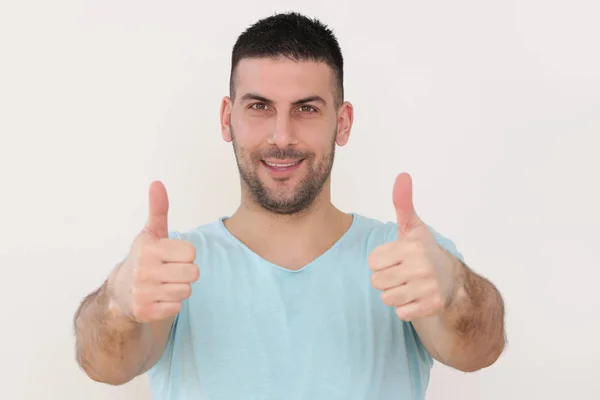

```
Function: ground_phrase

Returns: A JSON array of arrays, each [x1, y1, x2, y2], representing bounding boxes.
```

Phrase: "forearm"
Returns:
[[414, 258, 506, 372], [73, 280, 152, 385]]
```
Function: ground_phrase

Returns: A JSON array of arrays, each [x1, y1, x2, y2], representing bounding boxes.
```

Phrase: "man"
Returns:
[[73, 12, 505, 400]]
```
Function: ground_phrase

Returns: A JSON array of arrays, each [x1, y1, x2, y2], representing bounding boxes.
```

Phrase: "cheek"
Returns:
[[238, 110, 273, 130], [233, 118, 272, 146], [311, 130, 337, 153]]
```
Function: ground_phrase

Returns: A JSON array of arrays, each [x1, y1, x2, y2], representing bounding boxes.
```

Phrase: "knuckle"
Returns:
[[162, 302, 182, 317], [367, 254, 375, 268], [178, 242, 195, 260], [190, 264, 200, 281], [367, 251, 379, 267], [395, 306, 411, 321], [183, 283, 192, 298], [370, 272, 380, 288], [381, 291, 395, 306], [171, 283, 191, 300], [368, 259, 381, 271], [172, 302, 183, 314], [368, 245, 388, 268]]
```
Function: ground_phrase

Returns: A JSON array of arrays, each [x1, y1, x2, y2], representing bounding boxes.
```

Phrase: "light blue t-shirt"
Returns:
[[147, 213, 463, 400]]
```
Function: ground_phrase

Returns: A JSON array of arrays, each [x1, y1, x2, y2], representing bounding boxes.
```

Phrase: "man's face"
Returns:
[[221, 57, 353, 215]]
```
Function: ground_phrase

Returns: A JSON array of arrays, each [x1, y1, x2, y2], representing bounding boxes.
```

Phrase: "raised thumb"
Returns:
[[393, 173, 420, 239], [144, 180, 169, 239]]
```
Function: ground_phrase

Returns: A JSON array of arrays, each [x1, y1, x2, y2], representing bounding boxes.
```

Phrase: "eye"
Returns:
[[249, 102, 270, 111], [297, 105, 317, 113]]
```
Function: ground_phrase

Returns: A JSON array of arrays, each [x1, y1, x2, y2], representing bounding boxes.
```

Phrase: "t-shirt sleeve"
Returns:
[[168, 230, 181, 241], [384, 222, 465, 263], [425, 224, 465, 263]]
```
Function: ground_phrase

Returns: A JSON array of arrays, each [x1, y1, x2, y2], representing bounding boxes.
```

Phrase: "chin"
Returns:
[[261, 201, 310, 215], [253, 189, 310, 214], [260, 176, 301, 192], [264, 190, 300, 205]]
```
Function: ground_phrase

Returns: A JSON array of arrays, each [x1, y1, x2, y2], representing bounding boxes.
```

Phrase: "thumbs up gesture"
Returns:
[[107, 181, 199, 323], [369, 173, 458, 321]]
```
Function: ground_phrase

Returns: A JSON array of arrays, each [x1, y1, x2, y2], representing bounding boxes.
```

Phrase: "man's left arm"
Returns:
[[369, 173, 506, 373], [411, 250, 506, 372]]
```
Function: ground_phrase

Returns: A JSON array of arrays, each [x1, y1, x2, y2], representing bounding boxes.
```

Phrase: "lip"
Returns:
[[260, 159, 304, 175], [262, 159, 303, 165]]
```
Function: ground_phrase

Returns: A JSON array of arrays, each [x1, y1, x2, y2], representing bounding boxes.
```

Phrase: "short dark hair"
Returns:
[[229, 12, 344, 106]]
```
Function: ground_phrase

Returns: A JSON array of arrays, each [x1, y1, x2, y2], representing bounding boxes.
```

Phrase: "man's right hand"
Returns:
[[107, 181, 199, 324]]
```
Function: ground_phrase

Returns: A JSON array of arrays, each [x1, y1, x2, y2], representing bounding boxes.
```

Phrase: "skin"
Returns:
[[219, 57, 355, 270]]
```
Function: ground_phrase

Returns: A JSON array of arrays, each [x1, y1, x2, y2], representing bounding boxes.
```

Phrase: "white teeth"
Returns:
[[265, 161, 300, 168]]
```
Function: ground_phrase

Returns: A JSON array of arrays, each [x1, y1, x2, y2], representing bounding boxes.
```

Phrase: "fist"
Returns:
[[108, 181, 199, 323], [369, 173, 457, 321]]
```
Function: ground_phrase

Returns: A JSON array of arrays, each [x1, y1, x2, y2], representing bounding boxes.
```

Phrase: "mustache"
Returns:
[[256, 148, 311, 160]]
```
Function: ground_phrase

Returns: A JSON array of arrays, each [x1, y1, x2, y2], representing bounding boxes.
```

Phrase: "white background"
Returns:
[[1, 0, 599, 399]]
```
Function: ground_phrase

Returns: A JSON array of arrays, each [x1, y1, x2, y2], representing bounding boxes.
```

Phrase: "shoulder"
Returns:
[[166, 217, 240, 256], [169, 217, 244, 264], [350, 214, 464, 262]]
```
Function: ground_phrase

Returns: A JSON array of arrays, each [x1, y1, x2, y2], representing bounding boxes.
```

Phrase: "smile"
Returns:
[[261, 159, 304, 173], [263, 160, 302, 168]]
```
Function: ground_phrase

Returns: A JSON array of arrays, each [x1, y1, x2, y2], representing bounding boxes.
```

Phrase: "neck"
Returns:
[[223, 185, 353, 270], [229, 184, 343, 236]]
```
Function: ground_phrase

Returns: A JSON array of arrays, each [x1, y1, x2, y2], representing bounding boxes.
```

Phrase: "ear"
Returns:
[[335, 101, 354, 146], [220, 96, 233, 142]]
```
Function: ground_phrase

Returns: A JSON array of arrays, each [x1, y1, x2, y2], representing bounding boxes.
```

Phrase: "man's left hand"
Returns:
[[368, 173, 460, 321]]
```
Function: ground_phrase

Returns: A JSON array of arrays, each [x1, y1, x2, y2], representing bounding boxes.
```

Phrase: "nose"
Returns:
[[268, 113, 298, 147]]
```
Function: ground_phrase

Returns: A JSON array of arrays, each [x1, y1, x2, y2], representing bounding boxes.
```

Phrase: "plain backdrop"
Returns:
[[1, 0, 599, 399]]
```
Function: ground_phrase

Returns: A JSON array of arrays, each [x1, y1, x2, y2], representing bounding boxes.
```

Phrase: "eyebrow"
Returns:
[[240, 93, 327, 106]]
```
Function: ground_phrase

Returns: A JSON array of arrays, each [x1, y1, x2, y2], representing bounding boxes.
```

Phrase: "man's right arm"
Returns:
[[73, 181, 198, 385], [73, 269, 176, 385]]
